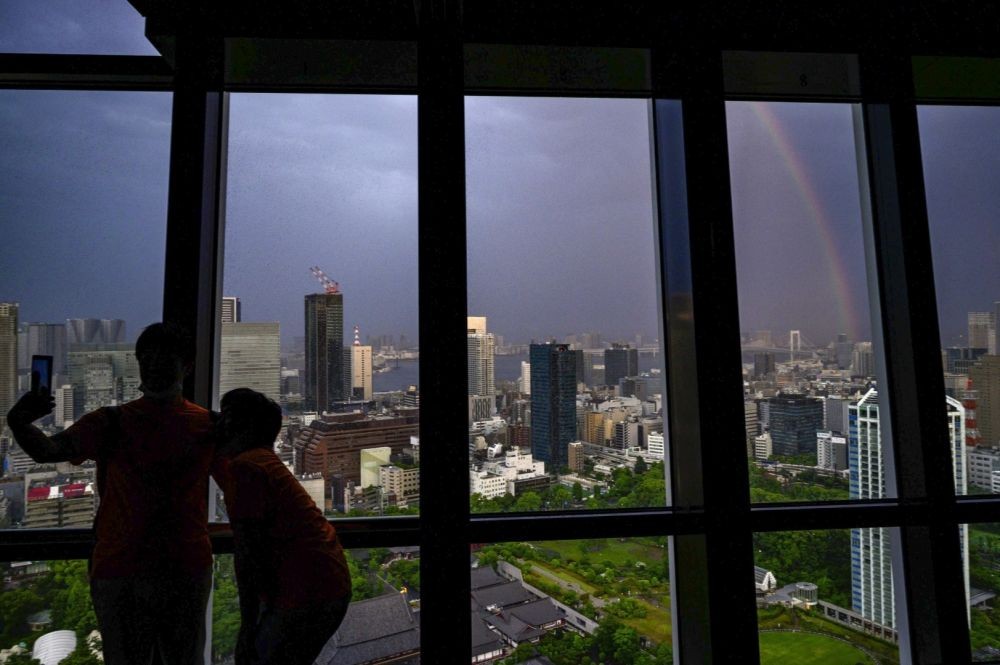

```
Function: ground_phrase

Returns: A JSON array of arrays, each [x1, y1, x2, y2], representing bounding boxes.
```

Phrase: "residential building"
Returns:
[[567, 441, 584, 472], [849, 389, 968, 629], [350, 331, 373, 401], [967, 446, 1000, 491], [467, 316, 496, 414], [753, 432, 772, 461], [816, 430, 848, 471]]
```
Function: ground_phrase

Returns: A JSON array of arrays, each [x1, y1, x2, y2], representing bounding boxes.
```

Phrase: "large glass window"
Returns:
[[0, 90, 172, 527], [465, 96, 668, 514], [219, 93, 418, 520], [727, 101, 884, 504], [0, 1, 158, 56], [920, 106, 1000, 498]]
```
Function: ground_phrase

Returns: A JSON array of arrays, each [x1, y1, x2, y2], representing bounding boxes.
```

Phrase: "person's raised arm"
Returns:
[[6, 391, 81, 463]]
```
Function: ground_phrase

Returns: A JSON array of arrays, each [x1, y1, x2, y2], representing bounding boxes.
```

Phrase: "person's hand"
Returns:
[[6, 391, 55, 428]]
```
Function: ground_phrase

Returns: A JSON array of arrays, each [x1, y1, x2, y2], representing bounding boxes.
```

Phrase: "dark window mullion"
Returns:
[[161, 26, 226, 408], [417, 1, 471, 661], [653, 46, 760, 663], [858, 48, 972, 664]]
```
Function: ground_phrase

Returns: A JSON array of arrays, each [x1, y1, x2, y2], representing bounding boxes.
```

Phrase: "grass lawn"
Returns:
[[621, 597, 672, 646], [758, 607, 899, 664], [759, 632, 875, 664], [534, 538, 666, 567], [527, 559, 599, 594]]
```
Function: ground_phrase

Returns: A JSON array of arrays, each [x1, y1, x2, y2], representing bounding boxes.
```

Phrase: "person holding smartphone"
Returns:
[[216, 388, 352, 665], [6, 322, 223, 665]]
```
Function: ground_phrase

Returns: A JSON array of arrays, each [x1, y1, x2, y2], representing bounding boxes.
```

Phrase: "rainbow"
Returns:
[[748, 102, 865, 342]]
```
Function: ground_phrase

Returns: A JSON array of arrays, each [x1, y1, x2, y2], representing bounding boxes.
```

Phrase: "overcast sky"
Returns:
[[1, 2, 997, 349]]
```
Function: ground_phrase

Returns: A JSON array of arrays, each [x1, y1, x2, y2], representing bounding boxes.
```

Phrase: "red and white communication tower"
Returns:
[[309, 265, 340, 294], [964, 378, 982, 448]]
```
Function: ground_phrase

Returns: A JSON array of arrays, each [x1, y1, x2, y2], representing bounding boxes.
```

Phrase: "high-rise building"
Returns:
[[65, 318, 125, 346], [823, 395, 850, 433], [66, 343, 140, 418], [567, 441, 584, 472], [851, 342, 875, 378], [53, 385, 74, 429], [969, 311, 993, 350], [767, 395, 824, 456], [519, 361, 531, 395], [219, 322, 281, 403], [0, 303, 18, 433], [467, 316, 495, 414], [350, 326, 373, 401], [221, 296, 242, 323], [816, 430, 847, 470], [969, 356, 1000, 447], [753, 352, 775, 379], [744, 400, 759, 440], [530, 343, 577, 469], [304, 292, 345, 411], [604, 344, 638, 387], [849, 389, 968, 629], [17, 323, 67, 378]]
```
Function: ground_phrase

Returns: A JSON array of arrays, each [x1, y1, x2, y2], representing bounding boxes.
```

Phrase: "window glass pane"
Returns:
[[213, 548, 421, 662], [727, 101, 882, 504], [919, 106, 1000, 497], [753, 528, 901, 663], [473, 538, 673, 663], [0, 559, 99, 659], [219, 93, 418, 521], [0, 1, 158, 55], [0, 90, 171, 527], [465, 97, 668, 514], [967, 523, 1000, 660]]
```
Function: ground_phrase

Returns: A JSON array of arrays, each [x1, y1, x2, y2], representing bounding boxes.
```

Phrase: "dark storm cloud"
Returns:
[[727, 102, 873, 346], [0, 1, 156, 55], [465, 97, 659, 343], [0, 90, 172, 339], [918, 106, 1000, 346], [224, 94, 419, 344]]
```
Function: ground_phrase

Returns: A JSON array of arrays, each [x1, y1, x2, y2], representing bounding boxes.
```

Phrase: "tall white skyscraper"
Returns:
[[849, 388, 968, 629], [467, 316, 495, 414], [351, 325, 373, 401], [219, 322, 281, 403], [53, 385, 74, 428], [520, 361, 531, 395]]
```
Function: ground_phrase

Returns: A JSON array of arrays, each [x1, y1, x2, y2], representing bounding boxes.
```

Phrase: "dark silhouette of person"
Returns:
[[6, 322, 223, 664], [216, 388, 351, 665]]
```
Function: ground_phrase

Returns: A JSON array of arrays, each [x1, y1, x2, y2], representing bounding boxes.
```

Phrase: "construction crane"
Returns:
[[309, 265, 340, 294]]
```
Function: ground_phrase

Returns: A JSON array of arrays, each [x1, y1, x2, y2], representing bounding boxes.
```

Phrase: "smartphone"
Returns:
[[31, 355, 53, 396]]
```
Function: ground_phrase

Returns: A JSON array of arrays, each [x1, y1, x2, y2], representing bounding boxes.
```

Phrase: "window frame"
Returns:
[[1, 3, 999, 663]]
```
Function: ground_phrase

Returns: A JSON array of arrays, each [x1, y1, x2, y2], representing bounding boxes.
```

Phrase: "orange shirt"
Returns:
[[68, 397, 220, 579], [222, 447, 351, 608]]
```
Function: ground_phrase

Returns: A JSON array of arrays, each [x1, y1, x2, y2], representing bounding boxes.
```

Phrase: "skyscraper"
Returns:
[[351, 326, 373, 401], [219, 322, 281, 402], [304, 292, 344, 412], [604, 343, 638, 387], [753, 352, 776, 379], [530, 343, 576, 470], [221, 296, 242, 324], [467, 316, 495, 414], [851, 341, 875, 378], [968, 311, 993, 350], [0, 303, 18, 433], [767, 394, 824, 456], [970, 356, 1000, 447], [17, 323, 67, 378], [66, 343, 140, 418], [849, 389, 968, 629], [65, 318, 125, 346]]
